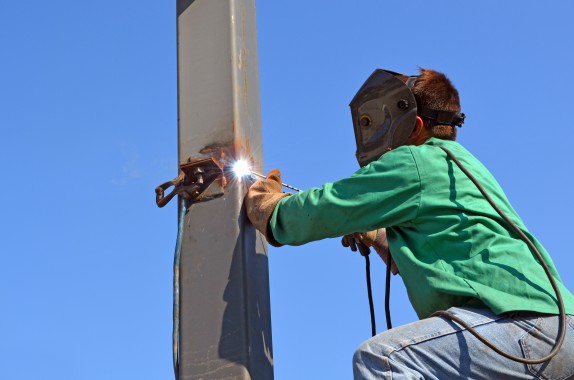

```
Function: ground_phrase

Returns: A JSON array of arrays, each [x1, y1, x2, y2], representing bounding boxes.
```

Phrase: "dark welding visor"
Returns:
[[349, 69, 418, 167]]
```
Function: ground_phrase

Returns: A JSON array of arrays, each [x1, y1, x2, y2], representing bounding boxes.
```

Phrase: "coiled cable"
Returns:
[[378, 146, 566, 364], [430, 146, 566, 364]]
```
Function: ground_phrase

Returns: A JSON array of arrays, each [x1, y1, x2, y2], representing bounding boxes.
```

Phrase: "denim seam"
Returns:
[[383, 355, 393, 380], [521, 316, 546, 380], [521, 316, 574, 380], [387, 314, 506, 356], [376, 313, 571, 380], [512, 314, 541, 338]]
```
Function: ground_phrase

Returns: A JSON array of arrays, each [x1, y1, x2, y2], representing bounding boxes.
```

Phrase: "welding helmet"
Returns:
[[349, 69, 465, 167]]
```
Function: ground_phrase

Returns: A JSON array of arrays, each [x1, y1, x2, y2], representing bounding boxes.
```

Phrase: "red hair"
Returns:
[[401, 68, 461, 140]]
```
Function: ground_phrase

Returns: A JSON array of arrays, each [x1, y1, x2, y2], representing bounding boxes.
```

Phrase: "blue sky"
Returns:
[[2, 1, 573, 379]]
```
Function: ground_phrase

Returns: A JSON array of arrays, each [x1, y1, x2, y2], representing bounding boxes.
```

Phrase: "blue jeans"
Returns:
[[353, 307, 574, 379]]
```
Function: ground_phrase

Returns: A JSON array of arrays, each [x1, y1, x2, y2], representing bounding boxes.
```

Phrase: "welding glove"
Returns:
[[342, 228, 399, 275], [245, 169, 290, 247]]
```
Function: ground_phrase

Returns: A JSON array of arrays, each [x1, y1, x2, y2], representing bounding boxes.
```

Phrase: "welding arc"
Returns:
[[248, 170, 302, 192]]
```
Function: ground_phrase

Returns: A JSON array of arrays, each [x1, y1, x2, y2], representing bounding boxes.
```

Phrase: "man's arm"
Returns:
[[267, 146, 422, 246]]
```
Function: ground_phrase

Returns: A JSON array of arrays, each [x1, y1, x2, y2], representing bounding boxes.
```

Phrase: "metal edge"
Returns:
[[177, 0, 196, 17]]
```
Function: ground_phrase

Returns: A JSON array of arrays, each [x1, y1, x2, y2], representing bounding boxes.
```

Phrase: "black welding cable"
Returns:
[[364, 255, 377, 337], [433, 146, 566, 364], [385, 261, 393, 330]]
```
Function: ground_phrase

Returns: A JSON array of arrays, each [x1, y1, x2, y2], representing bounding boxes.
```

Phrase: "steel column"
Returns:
[[176, 0, 273, 379]]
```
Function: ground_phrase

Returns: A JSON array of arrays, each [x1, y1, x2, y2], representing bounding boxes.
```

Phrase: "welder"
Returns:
[[245, 68, 574, 379]]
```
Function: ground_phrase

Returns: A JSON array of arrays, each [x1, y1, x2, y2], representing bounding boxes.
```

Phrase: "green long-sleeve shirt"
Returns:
[[270, 138, 574, 319]]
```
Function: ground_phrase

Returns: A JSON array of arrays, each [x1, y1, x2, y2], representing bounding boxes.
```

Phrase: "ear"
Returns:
[[410, 116, 425, 138]]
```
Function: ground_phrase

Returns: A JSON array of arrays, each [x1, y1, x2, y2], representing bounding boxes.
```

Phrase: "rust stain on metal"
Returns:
[[198, 144, 234, 190], [233, 134, 259, 173], [155, 131, 262, 206], [199, 142, 257, 191]]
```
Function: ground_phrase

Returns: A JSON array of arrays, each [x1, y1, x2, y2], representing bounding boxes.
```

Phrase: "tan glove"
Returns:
[[245, 169, 290, 247], [342, 228, 399, 275]]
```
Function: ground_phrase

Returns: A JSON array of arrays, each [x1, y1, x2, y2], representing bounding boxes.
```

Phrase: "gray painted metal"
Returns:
[[176, 0, 273, 379], [177, 0, 195, 16]]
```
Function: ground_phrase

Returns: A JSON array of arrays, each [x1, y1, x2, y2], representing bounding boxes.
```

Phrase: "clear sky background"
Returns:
[[1, 1, 573, 379]]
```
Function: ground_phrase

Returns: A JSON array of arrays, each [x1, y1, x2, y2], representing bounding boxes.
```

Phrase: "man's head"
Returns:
[[399, 68, 462, 143], [350, 68, 464, 167]]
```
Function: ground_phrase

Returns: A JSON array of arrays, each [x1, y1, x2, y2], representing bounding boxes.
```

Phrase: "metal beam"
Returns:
[[176, 0, 273, 379]]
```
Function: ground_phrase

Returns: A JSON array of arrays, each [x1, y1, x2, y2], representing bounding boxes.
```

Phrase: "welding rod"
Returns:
[[249, 171, 302, 192]]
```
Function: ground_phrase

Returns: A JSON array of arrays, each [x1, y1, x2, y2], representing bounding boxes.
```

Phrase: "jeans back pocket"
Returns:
[[519, 315, 574, 380]]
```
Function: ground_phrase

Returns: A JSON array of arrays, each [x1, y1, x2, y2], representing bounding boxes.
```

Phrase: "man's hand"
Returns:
[[245, 169, 290, 247], [342, 228, 399, 275]]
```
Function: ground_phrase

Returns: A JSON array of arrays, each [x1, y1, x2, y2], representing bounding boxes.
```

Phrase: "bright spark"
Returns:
[[233, 160, 251, 178]]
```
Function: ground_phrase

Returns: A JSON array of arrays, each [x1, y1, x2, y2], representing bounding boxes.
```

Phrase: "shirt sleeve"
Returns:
[[269, 146, 422, 246]]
